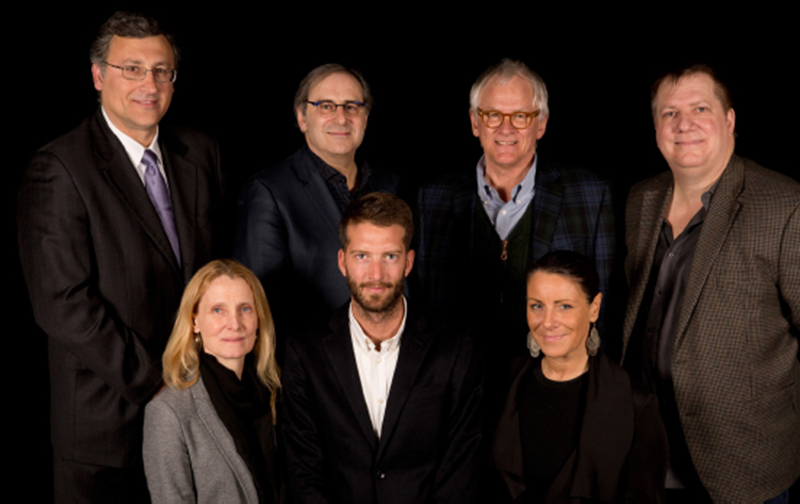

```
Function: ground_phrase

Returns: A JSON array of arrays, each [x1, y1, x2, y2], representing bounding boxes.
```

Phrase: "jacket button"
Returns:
[[376, 471, 386, 480]]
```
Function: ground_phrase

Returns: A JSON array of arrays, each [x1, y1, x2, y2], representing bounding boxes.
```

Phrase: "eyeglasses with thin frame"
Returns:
[[103, 62, 177, 83], [477, 108, 540, 129], [306, 100, 366, 117]]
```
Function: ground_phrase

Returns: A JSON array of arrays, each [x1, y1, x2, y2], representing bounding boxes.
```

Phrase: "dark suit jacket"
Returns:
[[17, 110, 221, 467], [415, 159, 615, 323], [492, 351, 667, 503], [233, 147, 400, 326], [622, 154, 800, 502], [281, 302, 484, 503]]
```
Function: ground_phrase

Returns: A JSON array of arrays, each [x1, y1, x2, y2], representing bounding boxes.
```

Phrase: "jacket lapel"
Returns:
[[160, 131, 196, 282], [191, 377, 255, 496], [491, 358, 531, 501], [529, 160, 564, 262], [567, 353, 635, 501], [376, 308, 433, 463], [292, 148, 342, 244], [322, 306, 378, 452], [92, 112, 183, 279], [451, 174, 478, 264], [622, 176, 672, 348], [674, 156, 743, 348]]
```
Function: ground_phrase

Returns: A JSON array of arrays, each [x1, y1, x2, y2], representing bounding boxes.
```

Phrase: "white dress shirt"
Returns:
[[348, 297, 408, 438], [101, 106, 168, 188]]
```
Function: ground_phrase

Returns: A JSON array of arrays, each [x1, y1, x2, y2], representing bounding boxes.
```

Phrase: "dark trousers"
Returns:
[[54, 455, 150, 504]]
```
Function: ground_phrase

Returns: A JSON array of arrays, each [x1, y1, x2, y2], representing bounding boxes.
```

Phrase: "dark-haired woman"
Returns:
[[493, 250, 667, 503]]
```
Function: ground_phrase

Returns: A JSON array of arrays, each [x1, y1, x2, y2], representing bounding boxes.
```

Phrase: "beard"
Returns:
[[347, 276, 405, 315]]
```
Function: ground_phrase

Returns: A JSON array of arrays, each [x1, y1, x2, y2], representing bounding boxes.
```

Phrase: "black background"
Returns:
[[11, 6, 797, 501]]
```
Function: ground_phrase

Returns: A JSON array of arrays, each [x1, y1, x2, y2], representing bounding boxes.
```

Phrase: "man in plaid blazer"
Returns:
[[622, 65, 800, 502], [414, 60, 615, 385]]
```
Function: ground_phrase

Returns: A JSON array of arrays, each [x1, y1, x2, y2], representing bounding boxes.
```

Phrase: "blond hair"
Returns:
[[162, 259, 280, 418]]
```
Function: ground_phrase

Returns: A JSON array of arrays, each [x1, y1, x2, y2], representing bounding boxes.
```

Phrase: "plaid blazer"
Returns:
[[414, 159, 615, 315], [622, 154, 800, 502]]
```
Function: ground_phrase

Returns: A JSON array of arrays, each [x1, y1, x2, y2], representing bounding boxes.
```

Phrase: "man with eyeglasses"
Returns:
[[415, 59, 615, 402], [234, 64, 399, 332], [17, 11, 221, 502]]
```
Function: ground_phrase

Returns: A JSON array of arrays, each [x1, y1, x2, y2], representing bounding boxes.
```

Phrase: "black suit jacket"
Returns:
[[17, 110, 221, 467], [281, 302, 484, 503], [233, 147, 400, 328]]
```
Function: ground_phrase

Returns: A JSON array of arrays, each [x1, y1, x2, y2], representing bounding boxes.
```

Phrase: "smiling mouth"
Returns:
[[674, 136, 704, 145], [496, 140, 516, 146]]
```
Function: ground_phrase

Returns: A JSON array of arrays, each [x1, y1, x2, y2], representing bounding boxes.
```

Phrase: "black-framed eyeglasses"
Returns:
[[306, 100, 366, 117], [477, 108, 540, 129], [103, 62, 177, 83]]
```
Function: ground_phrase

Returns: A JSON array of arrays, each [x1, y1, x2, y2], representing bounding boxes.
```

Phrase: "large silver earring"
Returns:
[[587, 323, 600, 356], [527, 331, 541, 358], [194, 333, 202, 348]]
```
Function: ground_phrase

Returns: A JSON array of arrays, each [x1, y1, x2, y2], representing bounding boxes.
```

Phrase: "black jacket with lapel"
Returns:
[[282, 302, 484, 503], [18, 110, 222, 467], [233, 147, 401, 330]]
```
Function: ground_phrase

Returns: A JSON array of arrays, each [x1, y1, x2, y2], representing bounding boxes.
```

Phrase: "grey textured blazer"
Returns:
[[143, 377, 260, 503], [622, 154, 800, 502]]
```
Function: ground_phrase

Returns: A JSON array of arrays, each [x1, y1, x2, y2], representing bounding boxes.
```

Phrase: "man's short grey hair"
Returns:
[[90, 11, 179, 75], [469, 59, 549, 118], [293, 63, 373, 127]]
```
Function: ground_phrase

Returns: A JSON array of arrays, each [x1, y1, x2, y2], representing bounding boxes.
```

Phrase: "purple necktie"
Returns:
[[142, 149, 181, 266]]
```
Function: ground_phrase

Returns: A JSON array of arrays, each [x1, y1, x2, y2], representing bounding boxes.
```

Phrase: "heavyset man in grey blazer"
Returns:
[[234, 64, 399, 331], [622, 65, 799, 502], [17, 12, 221, 502]]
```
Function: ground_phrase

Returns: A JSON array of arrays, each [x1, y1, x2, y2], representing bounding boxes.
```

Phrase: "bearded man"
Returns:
[[281, 192, 484, 504]]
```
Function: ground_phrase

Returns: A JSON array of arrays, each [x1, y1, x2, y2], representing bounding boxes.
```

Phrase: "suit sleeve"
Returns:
[[434, 331, 485, 502], [17, 151, 161, 404], [143, 396, 196, 503], [233, 177, 290, 286], [779, 202, 800, 333], [624, 389, 667, 503], [280, 336, 334, 504]]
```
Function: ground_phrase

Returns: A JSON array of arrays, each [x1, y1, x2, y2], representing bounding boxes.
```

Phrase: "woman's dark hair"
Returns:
[[526, 250, 600, 303]]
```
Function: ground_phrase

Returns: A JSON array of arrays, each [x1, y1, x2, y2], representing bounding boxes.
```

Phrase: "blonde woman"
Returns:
[[144, 259, 281, 503]]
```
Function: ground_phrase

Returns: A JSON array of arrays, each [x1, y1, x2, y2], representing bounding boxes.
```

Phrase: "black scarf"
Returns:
[[199, 352, 277, 503]]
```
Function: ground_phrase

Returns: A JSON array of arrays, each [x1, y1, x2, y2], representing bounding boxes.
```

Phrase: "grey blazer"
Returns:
[[622, 154, 800, 502], [143, 377, 259, 503]]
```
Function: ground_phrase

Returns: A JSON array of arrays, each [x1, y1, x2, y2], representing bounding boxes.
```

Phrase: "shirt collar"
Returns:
[[700, 179, 720, 210], [101, 106, 163, 171], [305, 143, 371, 189], [475, 153, 537, 205], [348, 297, 407, 354]]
